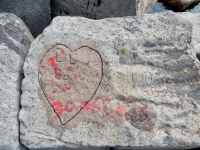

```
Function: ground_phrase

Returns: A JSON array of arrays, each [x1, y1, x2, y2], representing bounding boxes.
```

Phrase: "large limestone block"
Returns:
[[160, 0, 200, 11], [0, 13, 34, 150], [0, 0, 51, 37], [20, 11, 200, 149]]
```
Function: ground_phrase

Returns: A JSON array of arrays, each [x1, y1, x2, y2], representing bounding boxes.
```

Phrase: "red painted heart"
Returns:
[[39, 44, 103, 125]]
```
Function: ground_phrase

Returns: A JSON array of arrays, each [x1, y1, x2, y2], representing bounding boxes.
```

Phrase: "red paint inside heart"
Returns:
[[86, 61, 90, 66], [49, 97, 54, 101], [65, 85, 71, 90], [52, 101, 63, 116], [65, 101, 75, 112], [40, 65, 45, 69], [66, 67, 72, 71], [52, 89, 57, 93], [61, 50, 65, 54], [47, 56, 60, 79], [73, 74, 77, 79]]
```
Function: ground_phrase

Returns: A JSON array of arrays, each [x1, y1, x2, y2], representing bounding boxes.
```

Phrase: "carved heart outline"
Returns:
[[38, 44, 103, 125]]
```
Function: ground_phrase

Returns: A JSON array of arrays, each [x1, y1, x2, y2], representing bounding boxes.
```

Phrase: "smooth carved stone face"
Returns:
[[39, 45, 102, 124]]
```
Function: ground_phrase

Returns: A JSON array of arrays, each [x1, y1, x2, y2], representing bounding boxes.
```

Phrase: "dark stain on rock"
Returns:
[[126, 101, 157, 131]]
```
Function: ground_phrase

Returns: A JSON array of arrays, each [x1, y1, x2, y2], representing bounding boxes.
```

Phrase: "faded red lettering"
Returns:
[[61, 50, 65, 54], [116, 106, 126, 116], [91, 104, 100, 113], [40, 65, 45, 69], [65, 101, 75, 112], [52, 89, 57, 93], [73, 74, 77, 79], [66, 67, 72, 71], [103, 98, 111, 105], [52, 101, 63, 116], [58, 85, 63, 90], [65, 85, 71, 90], [86, 61, 90, 66], [81, 101, 91, 111], [47, 56, 60, 79], [49, 97, 54, 101], [80, 99, 100, 113], [103, 98, 114, 116]]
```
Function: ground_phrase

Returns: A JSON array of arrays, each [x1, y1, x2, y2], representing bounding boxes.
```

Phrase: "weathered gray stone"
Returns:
[[20, 11, 200, 149], [0, 13, 33, 150], [159, 0, 200, 11], [0, 0, 51, 37]]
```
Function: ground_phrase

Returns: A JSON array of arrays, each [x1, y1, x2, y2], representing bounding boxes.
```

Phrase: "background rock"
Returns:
[[150, 1, 200, 14], [0, 0, 51, 37], [51, 0, 136, 19], [51, 0, 156, 19], [0, 13, 33, 150], [159, 0, 200, 11], [20, 11, 200, 149], [150, 1, 168, 13], [137, 0, 158, 15]]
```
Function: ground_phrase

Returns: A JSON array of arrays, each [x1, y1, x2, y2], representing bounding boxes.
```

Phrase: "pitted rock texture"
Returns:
[[0, 13, 33, 150], [0, 0, 51, 37], [20, 11, 200, 149], [160, 0, 200, 11]]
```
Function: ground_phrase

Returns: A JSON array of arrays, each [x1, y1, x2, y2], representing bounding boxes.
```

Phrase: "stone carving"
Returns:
[[20, 12, 200, 149], [38, 44, 103, 124]]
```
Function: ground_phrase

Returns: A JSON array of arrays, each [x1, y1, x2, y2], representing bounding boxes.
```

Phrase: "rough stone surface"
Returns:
[[20, 11, 200, 149], [159, 0, 200, 11], [51, 0, 137, 19], [0, 0, 51, 37], [137, 0, 158, 15], [0, 13, 33, 150]]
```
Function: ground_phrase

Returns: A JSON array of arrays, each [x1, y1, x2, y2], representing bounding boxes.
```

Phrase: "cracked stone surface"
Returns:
[[20, 11, 200, 149], [0, 13, 33, 150], [0, 0, 51, 37]]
